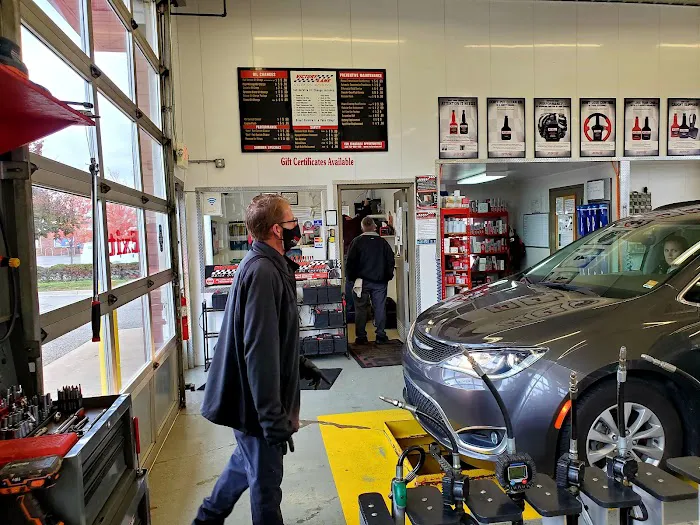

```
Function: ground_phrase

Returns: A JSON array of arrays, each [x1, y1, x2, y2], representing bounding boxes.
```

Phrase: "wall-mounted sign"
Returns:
[[624, 98, 660, 157], [415, 175, 438, 210], [438, 97, 478, 159], [667, 98, 700, 156], [280, 156, 355, 166], [238, 68, 387, 153], [580, 98, 616, 157], [416, 211, 437, 244], [535, 98, 571, 158], [281, 192, 298, 205], [201, 192, 223, 216], [487, 98, 525, 158]]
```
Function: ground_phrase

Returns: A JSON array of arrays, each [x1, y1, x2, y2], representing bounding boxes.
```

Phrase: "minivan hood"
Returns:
[[417, 280, 621, 350]]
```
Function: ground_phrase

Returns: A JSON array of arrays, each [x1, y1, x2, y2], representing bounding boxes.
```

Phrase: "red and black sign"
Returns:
[[238, 68, 388, 153]]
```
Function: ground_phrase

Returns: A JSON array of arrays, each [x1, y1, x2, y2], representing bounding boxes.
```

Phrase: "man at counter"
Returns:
[[194, 194, 328, 525]]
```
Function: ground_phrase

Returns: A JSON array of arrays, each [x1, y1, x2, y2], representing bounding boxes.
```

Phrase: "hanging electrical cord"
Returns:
[[0, 205, 19, 344]]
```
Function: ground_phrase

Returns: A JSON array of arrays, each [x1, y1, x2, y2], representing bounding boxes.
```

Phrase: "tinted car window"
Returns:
[[524, 214, 700, 299], [683, 280, 700, 305]]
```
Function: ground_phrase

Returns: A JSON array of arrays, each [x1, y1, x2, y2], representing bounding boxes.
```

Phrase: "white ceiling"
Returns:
[[440, 161, 600, 183]]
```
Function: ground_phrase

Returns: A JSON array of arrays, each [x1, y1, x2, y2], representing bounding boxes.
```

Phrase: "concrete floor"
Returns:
[[149, 326, 404, 525]]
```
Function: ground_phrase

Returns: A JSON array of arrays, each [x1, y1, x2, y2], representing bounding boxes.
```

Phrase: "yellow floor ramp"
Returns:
[[319, 409, 541, 525]]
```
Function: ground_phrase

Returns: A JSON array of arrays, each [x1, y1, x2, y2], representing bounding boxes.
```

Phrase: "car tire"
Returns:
[[558, 377, 682, 469]]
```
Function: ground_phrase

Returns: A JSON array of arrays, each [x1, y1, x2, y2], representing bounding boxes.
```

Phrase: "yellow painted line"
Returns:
[[319, 409, 540, 523], [98, 323, 108, 395]]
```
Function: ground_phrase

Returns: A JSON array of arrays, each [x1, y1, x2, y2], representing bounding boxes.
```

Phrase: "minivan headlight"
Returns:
[[440, 347, 547, 379]]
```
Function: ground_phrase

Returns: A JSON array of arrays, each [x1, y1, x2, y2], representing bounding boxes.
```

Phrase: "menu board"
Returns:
[[238, 68, 388, 152]]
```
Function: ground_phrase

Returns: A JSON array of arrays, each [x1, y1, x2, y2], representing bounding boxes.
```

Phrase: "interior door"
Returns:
[[549, 185, 584, 254], [394, 190, 410, 341]]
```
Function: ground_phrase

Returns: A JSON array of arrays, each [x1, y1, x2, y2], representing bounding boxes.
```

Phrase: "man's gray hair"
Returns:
[[361, 216, 376, 232]]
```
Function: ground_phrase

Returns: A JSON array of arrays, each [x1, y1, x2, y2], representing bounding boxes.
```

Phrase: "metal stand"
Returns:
[[630, 461, 698, 525], [524, 473, 582, 525], [668, 456, 700, 524], [578, 466, 640, 525]]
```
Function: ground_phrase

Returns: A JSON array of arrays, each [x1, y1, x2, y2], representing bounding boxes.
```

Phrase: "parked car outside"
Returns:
[[403, 204, 700, 474]]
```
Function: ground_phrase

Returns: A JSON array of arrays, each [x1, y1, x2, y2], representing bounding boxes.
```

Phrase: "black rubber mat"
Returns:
[[349, 339, 403, 368], [300, 368, 342, 390]]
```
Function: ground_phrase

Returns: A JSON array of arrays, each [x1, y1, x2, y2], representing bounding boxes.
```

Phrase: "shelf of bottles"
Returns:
[[440, 207, 510, 299]]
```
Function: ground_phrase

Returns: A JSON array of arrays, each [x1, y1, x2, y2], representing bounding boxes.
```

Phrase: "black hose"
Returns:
[[0, 205, 18, 345], [570, 387, 577, 441], [676, 367, 700, 389], [414, 408, 460, 456], [617, 380, 625, 441], [481, 373, 514, 439], [397, 445, 426, 483], [630, 500, 648, 522]]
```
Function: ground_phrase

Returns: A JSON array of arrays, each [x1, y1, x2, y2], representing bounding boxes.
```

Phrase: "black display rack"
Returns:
[[201, 301, 223, 372], [298, 280, 350, 359]]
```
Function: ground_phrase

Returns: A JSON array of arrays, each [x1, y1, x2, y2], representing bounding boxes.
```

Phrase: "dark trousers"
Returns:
[[194, 430, 284, 525], [354, 281, 388, 340]]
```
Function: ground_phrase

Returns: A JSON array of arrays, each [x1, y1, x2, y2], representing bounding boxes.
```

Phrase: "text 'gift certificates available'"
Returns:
[[668, 99, 700, 156], [290, 71, 340, 151], [535, 98, 571, 158], [624, 98, 659, 157], [487, 98, 525, 158], [580, 99, 616, 157]]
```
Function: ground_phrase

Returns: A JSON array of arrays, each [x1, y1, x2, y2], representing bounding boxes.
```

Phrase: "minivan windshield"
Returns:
[[523, 213, 700, 299]]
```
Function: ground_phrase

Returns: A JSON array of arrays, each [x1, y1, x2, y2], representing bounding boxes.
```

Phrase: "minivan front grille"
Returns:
[[404, 379, 450, 441], [413, 330, 462, 363]]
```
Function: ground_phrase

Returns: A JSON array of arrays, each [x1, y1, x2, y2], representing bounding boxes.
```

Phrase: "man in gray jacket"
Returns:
[[194, 194, 327, 525]]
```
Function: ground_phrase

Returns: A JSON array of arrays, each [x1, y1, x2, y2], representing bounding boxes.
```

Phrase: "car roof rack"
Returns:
[[654, 200, 700, 211]]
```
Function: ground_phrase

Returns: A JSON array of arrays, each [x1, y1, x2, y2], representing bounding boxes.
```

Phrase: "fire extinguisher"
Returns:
[[180, 294, 190, 341]]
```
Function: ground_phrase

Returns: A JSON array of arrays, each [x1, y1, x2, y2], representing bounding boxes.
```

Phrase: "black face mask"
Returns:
[[279, 223, 301, 253]]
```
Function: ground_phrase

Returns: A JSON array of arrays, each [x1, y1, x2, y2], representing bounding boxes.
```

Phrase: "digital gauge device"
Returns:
[[464, 352, 536, 495], [496, 455, 536, 493]]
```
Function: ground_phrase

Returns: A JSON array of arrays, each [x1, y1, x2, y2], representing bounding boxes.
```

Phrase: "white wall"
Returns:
[[173, 0, 700, 191], [630, 161, 700, 209], [514, 163, 618, 266]]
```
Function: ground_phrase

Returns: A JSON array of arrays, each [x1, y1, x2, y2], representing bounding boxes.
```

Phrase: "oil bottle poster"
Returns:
[[534, 98, 571, 158], [438, 97, 478, 159], [624, 98, 659, 157], [580, 98, 616, 157], [667, 99, 700, 156], [487, 98, 525, 159]]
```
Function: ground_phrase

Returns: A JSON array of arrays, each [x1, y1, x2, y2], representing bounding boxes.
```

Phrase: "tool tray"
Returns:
[[580, 466, 640, 508], [358, 492, 394, 525], [633, 462, 698, 502], [524, 473, 582, 517], [465, 479, 523, 524], [667, 456, 700, 484]]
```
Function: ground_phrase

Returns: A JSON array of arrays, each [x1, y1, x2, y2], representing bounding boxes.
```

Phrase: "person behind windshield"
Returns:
[[655, 235, 689, 274]]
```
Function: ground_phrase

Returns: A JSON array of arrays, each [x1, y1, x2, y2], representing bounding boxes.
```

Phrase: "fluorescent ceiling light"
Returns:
[[458, 173, 507, 185]]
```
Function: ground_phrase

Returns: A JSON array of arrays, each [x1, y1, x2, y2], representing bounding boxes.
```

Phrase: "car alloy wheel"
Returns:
[[585, 402, 665, 467]]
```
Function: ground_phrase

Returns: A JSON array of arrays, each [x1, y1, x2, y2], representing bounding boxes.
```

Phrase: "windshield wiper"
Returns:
[[538, 281, 598, 296]]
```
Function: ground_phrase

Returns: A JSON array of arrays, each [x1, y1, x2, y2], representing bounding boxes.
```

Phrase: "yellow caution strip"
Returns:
[[319, 409, 540, 524]]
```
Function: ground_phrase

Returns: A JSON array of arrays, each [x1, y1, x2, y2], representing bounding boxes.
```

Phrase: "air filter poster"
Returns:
[[438, 97, 478, 159], [487, 98, 525, 158], [534, 98, 571, 158], [580, 98, 616, 157], [624, 98, 659, 157], [668, 99, 700, 156]]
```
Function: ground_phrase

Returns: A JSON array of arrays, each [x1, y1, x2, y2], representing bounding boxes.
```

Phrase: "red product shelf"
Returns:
[[440, 206, 510, 299], [0, 64, 95, 154]]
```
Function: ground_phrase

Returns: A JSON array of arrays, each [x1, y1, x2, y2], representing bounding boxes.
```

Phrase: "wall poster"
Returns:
[[487, 98, 525, 158], [580, 98, 616, 157], [438, 97, 478, 159], [534, 98, 571, 158], [416, 175, 438, 210], [238, 68, 388, 152], [667, 98, 700, 156], [624, 98, 660, 157]]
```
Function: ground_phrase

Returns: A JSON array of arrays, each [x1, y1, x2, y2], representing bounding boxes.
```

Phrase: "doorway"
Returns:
[[549, 185, 585, 254], [336, 182, 416, 342]]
